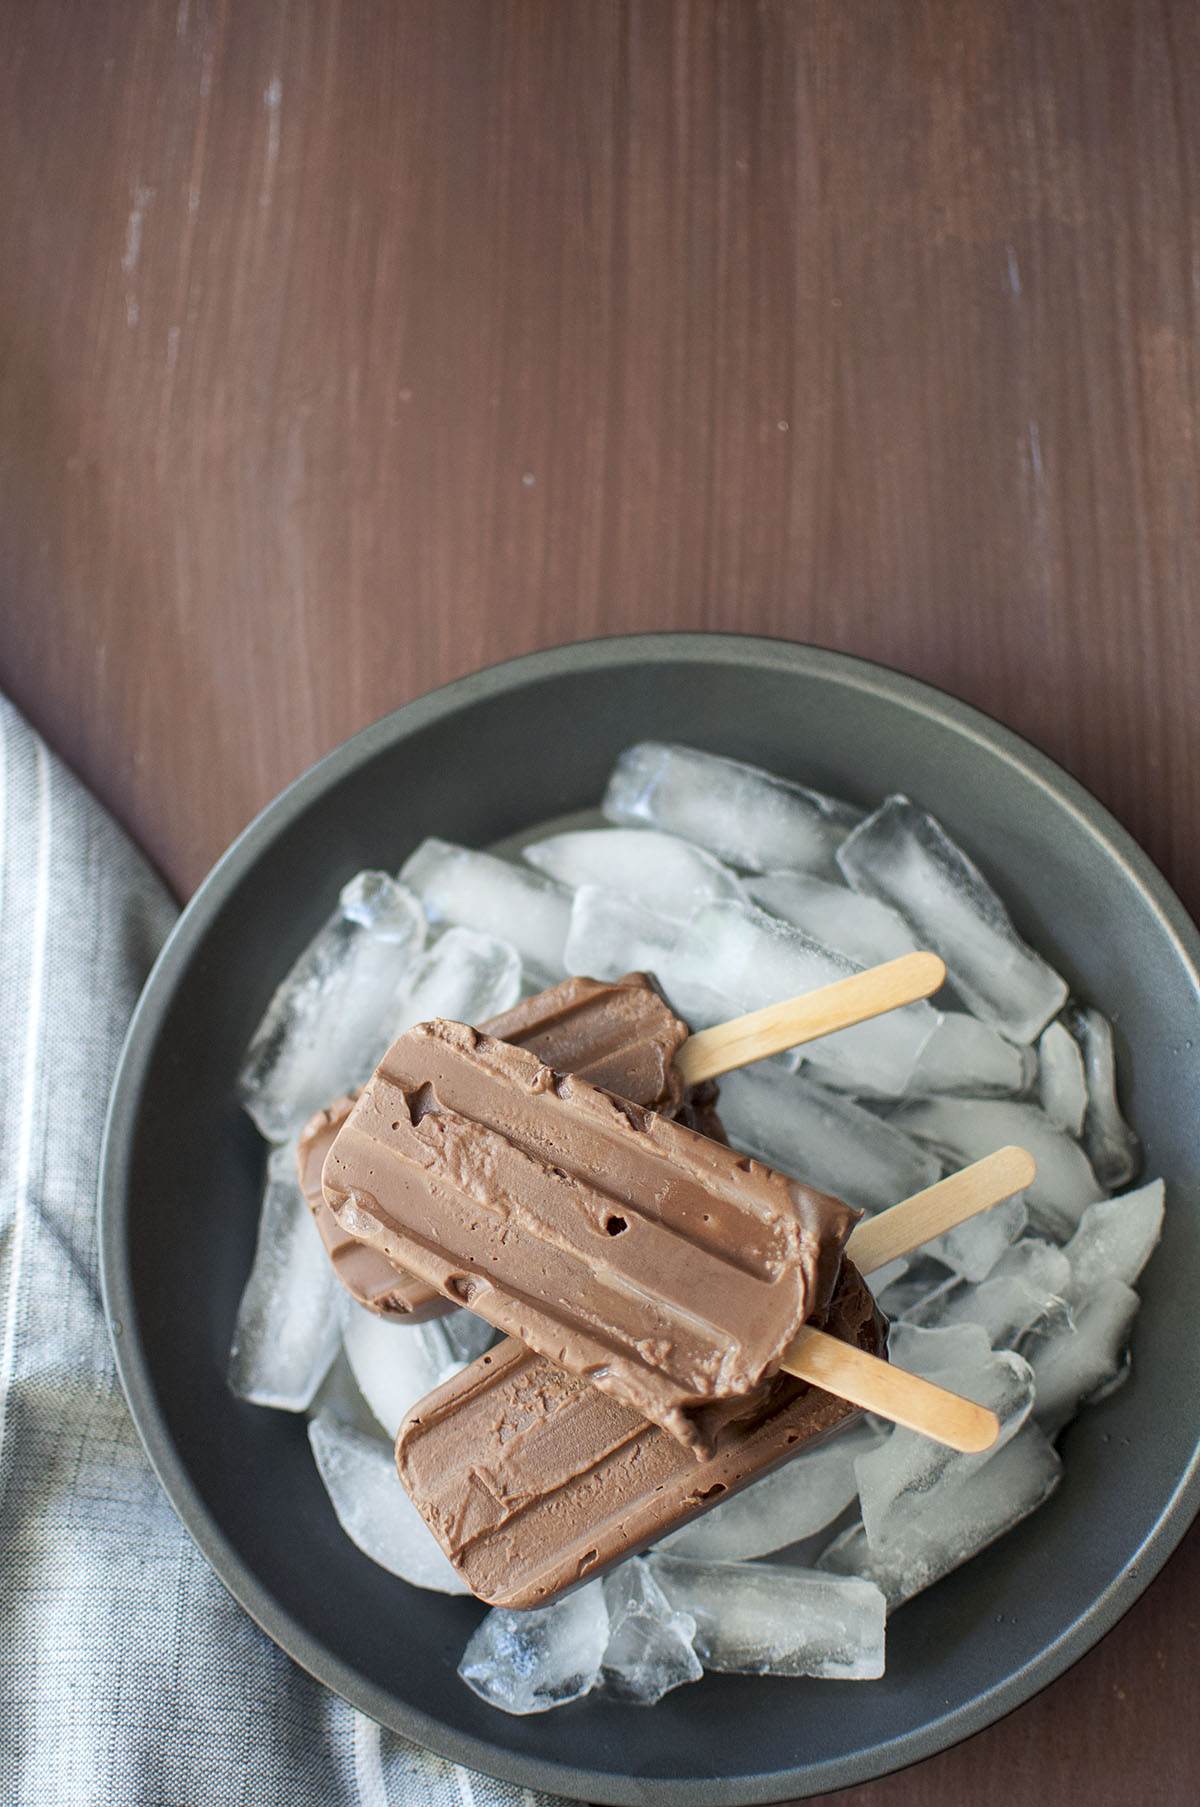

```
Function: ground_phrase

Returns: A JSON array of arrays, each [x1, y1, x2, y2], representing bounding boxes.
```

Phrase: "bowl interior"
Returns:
[[101, 636, 1200, 1806]]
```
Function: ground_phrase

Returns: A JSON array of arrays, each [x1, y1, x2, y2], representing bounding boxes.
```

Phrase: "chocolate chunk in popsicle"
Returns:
[[322, 1019, 859, 1452], [395, 1259, 884, 1608]]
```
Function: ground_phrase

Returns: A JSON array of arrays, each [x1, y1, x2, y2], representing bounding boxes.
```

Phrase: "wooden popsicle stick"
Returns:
[[776, 1147, 1036, 1453], [781, 1327, 1000, 1454], [846, 1145, 1037, 1276], [675, 950, 947, 1086]]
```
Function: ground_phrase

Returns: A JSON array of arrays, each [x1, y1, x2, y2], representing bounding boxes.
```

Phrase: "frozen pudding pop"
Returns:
[[322, 1019, 857, 1451], [482, 971, 691, 1114], [395, 1150, 1030, 1607], [303, 956, 939, 1324], [297, 971, 719, 1321], [398, 1262, 882, 1609], [321, 954, 947, 1450]]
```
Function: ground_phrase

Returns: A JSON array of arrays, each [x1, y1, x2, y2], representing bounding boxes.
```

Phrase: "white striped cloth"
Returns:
[[0, 694, 569, 1807]]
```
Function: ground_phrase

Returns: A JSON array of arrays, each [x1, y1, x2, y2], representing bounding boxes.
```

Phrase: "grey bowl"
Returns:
[[99, 634, 1200, 1806]]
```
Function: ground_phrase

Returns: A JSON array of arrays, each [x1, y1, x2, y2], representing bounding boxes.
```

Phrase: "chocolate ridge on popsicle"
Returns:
[[322, 1018, 859, 1453]]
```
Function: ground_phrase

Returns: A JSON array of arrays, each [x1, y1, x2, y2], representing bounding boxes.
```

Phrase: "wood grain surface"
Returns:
[[2, 3, 1197, 1801]]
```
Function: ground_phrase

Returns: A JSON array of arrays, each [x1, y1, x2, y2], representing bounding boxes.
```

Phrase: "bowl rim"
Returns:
[[99, 631, 1200, 1806]]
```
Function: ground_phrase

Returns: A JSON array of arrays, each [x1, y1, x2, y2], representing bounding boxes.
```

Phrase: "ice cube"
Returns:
[[567, 887, 934, 1093], [227, 1143, 342, 1410], [1024, 1279, 1141, 1435], [308, 1411, 469, 1593], [309, 1347, 388, 1439], [818, 1423, 1062, 1609], [600, 1559, 702, 1703], [1059, 1179, 1165, 1304], [381, 926, 521, 1039], [648, 1556, 886, 1680], [874, 1255, 955, 1321], [401, 838, 572, 980], [602, 741, 861, 874], [908, 1012, 1036, 1098], [1037, 1020, 1088, 1136], [891, 1267, 958, 1325], [837, 797, 1067, 1042], [523, 827, 744, 917], [458, 1582, 610, 1715], [715, 1063, 941, 1214], [682, 900, 937, 1096], [744, 870, 919, 966], [563, 887, 735, 1029], [856, 1342, 1035, 1549], [867, 1255, 910, 1296], [1062, 1004, 1142, 1190], [888, 1097, 1104, 1241], [342, 1306, 478, 1439], [885, 1319, 994, 1381], [238, 872, 426, 1140], [924, 1195, 1028, 1284], [904, 1238, 1071, 1349], [657, 1420, 885, 1561]]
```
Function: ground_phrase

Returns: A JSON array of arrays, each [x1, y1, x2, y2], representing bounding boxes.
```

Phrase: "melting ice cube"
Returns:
[[1062, 1003, 1142, 1190], [908, 1012, 1035, 1099], [885, 1319, 994, 1379], [716, 1063, 941, 1214], [888, 1096, 1104, 1241], [381, 925, 521, 1039], [567, 886, 935, 1094], [1036, 1020, 1088, 1136], [563, 887, 735, 1029], [1024, 1279, 1141, 1436], [856, 1330, 1035, 1550], [873, 1255, 955, 1321], [837, 797, 1067, 1042], [308, 1411, 468, 1593], [903, 1238, 1071, 1350], [683, 900, 937, 1096], [1059, 1180, 1164, 1305], [228, 1143, 342, 1410], [657, 1420, 884, 1561], [600, 1559, 702, 1704], [745, 870, 919, 966], [458, 1583, 610, 1715], [524, 826, 744, 917], [603, 741, 861, 874], [401, 838, 572, 980], [648, 1556, 886, 1680], [238, 872, 426, 1141], [818, 1423, 1062, 1609], [341, 1306, 483, 1439], [924, 1195, 1028, 1284]]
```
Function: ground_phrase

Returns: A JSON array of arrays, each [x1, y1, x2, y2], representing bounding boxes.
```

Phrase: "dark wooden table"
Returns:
[[3, 4, 1197, 1801]]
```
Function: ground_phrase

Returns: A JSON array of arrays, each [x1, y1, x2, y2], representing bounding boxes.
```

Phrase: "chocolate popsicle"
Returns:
[[488, 970, 727, 1138], [322, 1019, 858, 1451], [395, 1259, 884, 1608], [298, 972, 721, 1320]]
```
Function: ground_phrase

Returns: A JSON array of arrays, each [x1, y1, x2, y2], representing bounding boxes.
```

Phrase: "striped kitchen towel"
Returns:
[[0, 693, 568, 1807]]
